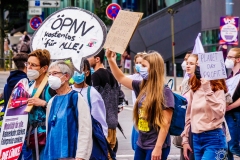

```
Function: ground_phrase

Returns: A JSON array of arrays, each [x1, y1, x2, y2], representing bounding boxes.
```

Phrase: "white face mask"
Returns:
[[225, 59, 235, 69], [48, 75, 64, 90], [181, 61, 186, 70], [27, 69, 40, 80]]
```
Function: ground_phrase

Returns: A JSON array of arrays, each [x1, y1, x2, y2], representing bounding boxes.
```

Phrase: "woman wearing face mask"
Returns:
[[127, 52, 144, 151], [26, 49, 56, 160], [181, 63, 228, 160], [71, 59, 108, 137], [44, 61, 92, 160], [224, 48, 240, 160], [174, 54, 197, 160], [179, 52, 192, 91], [106, 49, 174, 160]]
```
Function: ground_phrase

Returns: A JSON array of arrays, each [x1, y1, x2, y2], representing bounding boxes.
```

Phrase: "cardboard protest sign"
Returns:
[[31, 7, 107, 72], [104, 10, 143, 54], [0, 78, 29, 160], [198, 51, 227, 80]]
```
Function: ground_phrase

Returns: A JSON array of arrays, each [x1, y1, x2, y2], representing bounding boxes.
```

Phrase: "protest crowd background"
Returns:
[[0, 1, 240, 160]]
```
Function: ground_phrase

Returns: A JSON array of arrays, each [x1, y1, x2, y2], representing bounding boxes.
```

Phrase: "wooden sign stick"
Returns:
[[25, 75, 48, 112]]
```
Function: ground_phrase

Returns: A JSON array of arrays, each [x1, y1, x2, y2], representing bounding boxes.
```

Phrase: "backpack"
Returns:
[[20, 41, 31, 54], [166, 79, 188, 136], [86, 86, 116, 160]]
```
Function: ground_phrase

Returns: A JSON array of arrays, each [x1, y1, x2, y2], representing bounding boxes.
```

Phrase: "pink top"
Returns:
[[181, 81, 226, 144]]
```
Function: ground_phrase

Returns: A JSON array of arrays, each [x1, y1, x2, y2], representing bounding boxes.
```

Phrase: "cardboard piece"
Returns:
[[24, 75, 48, 112], [198, 51, 227, 80], [104, 10, 143, 54]]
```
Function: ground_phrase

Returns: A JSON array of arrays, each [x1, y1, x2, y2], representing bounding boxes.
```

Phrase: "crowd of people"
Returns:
[[1, 46, 240, 160]]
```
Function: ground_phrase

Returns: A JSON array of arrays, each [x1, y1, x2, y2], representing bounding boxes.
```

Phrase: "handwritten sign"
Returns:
[[198, 51, 227, 80], [104, 10, 143, 54], [31, 7, 107, 72], [0, 79, 29, 160]]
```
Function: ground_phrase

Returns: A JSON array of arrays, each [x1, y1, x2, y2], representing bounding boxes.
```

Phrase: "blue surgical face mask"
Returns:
[[72, 71, 85, 84], [90, 67, 95, 75], [135, 64, 141, 73], [139, 66, 148, 80]]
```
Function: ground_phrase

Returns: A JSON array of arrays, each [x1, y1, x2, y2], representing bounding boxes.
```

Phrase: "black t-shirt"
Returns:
[[91, 68, 118, 90]]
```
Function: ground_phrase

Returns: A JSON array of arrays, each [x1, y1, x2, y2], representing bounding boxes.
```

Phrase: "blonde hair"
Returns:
[[49, 60, 74, 79], [134, 52, 146, 63], [230, 48, 240, 57], [133, 51, 166, 130]]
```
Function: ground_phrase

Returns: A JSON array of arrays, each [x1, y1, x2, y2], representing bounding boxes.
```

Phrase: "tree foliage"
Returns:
[[94, 0, 112, 26], [1, 0, 28, 35]]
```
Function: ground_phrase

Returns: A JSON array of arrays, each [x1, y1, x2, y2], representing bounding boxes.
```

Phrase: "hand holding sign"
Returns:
[[198, 51, 227, 80], [31, 7, 107, 72]]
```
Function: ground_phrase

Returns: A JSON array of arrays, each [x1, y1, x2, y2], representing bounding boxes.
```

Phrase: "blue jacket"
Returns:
[[3, 70, 27, 111]]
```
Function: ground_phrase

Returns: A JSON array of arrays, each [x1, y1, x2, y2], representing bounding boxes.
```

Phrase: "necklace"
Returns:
[[51, 88, 72, 127]]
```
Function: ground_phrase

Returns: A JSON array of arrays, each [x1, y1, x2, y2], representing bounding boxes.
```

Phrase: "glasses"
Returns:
[[25, 62, 40, 68], [226, 56, 239, 59], [47, 72, 63, 77]]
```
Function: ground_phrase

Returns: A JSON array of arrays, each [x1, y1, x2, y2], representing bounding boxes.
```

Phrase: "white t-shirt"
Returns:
[[127, 73, 143, 105], [72, 85, 108, 137]]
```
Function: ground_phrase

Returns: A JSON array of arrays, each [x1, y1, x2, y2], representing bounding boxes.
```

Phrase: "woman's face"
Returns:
[[83, 65, 90, 78], [186, 56, 197, 75], [141, 59, 150, 70], [135, 57, 143, 64], [48, 66, 67, 83]]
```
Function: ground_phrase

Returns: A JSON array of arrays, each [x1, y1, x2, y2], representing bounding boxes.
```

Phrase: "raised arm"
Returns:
[[106, 49, 133, 90]]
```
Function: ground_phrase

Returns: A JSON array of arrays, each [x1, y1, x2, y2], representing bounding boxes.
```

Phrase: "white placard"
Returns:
[[29, 8, 42, 15], [29, 1, 60, 8], [31, 7, 107, 72], [198, 51, 227, 80]]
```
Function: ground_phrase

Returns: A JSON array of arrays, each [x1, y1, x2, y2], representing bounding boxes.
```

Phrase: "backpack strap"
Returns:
[[167, 79, 173, 90], [87, 86, 92, 111]]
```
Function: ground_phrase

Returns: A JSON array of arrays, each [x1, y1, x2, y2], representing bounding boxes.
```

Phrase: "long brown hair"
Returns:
[[190, 76, 228, 93], [133, 52, 166, 130]]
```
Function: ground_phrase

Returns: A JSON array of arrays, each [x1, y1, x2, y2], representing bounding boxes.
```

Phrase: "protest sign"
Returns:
[[31, 7, 107, 72], [0, 78, 29, 160], [104, 10, 143, 54], [219, 16, 239, 46], [198, 51, 227, 80]]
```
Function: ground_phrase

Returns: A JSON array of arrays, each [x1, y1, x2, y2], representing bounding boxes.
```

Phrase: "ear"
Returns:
[[65, 73, 71, 81], [95, 57, 100, 63], [85, 70, 90, 77], [42, 65, 48, 73], [236, 58, 240, 63]]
